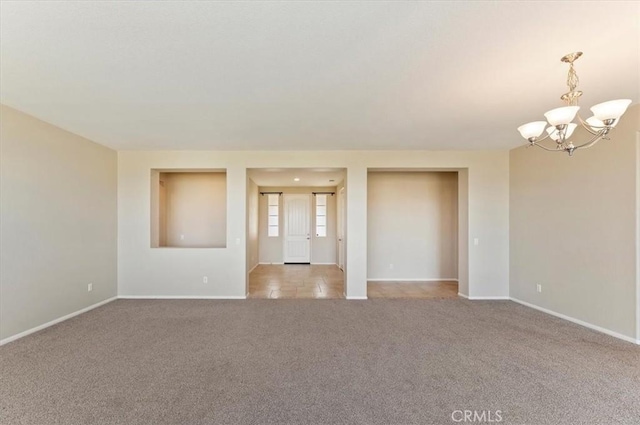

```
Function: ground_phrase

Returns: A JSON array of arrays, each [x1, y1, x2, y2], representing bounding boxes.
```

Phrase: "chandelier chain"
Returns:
[[566, 63, 579, 106]]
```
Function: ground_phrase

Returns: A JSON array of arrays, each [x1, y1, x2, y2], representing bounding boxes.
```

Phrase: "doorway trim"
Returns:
[[636, 131, 640, 343], [338, 186, 345, 271]]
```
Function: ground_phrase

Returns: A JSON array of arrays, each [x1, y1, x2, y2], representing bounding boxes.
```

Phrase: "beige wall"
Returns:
[[368, 172, 458, 280], [510, 104, 640, 340], [0, 105, 117, 341], [246, 178, 259, 274], [159, 172, 226, 248], [258, 186, 338, 264], [5, 102, 637, 342], [117, 150, 509, 299]]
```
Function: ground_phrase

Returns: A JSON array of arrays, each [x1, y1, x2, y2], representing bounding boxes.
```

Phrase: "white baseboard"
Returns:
[[256, 262, 336, 266], [118, 295, 247, 300], [0, 296, 117, 346], [510, 297, 640, 345], [467, 296, 510, 300], [248, 263, 259, 274], [346, 296, 368, 300], [457, 292, 509, 300], [367, 278, 458, 282]]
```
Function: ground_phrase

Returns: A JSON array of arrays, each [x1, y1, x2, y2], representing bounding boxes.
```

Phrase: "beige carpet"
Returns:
[[1, 299, 639, 425]]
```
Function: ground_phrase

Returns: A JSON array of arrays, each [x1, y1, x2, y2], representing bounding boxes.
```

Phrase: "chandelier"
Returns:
[[517, 52, 631, 156]]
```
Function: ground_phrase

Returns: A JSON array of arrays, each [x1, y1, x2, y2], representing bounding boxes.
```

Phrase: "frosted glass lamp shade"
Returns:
[[544, 106, 580, 126], [546, 123, 577, 141], [586, 116, 619, 129], [545, 126, 558, 141], [517, 121, 548, 140], [590, 99, 632, 121]]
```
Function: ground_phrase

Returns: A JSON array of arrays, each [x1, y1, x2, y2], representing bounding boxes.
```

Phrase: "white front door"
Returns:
[[284, 194, 311, 263]]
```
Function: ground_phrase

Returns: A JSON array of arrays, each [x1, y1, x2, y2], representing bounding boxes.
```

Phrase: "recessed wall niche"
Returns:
[[150, 170, 227, 248]]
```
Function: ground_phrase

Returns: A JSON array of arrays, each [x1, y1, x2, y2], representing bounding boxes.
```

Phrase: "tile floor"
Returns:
[[367, 281, 458, 299], [249, 265, 458, 300], [248, 264, 344, 299]]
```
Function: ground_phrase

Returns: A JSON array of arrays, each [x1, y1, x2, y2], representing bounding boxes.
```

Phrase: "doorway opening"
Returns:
[[246, 168, 347, 299], [366, 170, 461, 299]]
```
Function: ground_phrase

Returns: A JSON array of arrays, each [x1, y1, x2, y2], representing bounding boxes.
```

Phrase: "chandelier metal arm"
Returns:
[[530, 128, 608, 155], [529, 133, 552, 145], [531, 143, 563, 152], [527, 133, 565, 151], [575, 114, 600, 136], [571, 131, 608, 151]]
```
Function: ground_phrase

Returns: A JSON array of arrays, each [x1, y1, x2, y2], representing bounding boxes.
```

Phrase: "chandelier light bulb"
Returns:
[[517, 121, 548, 140], [544, 106, 580, 126], [590, 99, 632, 121]]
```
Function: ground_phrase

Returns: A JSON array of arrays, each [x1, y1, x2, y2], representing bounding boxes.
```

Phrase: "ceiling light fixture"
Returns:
[[293, 177, 300, 182], [517, 52, 631, 156]]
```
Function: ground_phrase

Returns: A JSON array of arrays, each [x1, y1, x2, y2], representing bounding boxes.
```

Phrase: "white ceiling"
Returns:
[[248, 168, 344, 187], [1, 1, 638, 151]]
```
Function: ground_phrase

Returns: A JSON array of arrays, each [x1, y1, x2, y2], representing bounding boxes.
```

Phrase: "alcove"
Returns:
[[150, 170, 227, 248]]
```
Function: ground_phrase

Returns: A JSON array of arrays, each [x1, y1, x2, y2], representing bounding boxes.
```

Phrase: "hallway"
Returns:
[[248, 264, 344, 299]]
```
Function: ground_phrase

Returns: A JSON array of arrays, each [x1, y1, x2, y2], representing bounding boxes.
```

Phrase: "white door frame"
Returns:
[[338, 187, 345, 271], [283, 194, 312, 263]]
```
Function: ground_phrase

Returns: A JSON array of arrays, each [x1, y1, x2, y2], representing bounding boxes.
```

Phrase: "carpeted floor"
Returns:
[[1, 299, 639, 425]]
